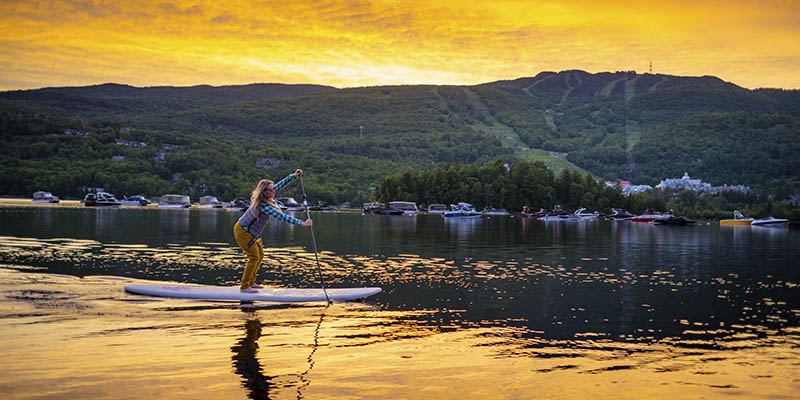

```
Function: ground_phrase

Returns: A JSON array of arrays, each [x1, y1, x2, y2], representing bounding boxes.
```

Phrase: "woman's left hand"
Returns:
[[294, 169, 303, 177]]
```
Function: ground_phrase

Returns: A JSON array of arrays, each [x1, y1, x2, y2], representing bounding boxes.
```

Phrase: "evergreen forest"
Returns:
[[1, 71, 798, 217]]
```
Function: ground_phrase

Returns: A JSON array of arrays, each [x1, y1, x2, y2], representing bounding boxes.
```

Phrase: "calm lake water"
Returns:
[[0, 200, 798, 399]]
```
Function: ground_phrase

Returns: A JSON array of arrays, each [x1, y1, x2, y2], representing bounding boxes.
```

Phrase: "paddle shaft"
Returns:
[[299, 175, 331, 304]]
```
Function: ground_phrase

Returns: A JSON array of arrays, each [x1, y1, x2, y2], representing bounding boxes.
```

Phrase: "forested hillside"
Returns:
[[1, 71, 798, 205]]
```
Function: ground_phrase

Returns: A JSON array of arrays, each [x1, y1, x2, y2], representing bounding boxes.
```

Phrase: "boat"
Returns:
[[720, 210, 753, 226], [751, 216, 788, 227], [120, 195, 150, 206], [654, 216, 697, 225], [482, 208, 510, 216], [158, 194, 191, 208], [362, 202, 383, 214], [631, 210, 670, 223], [572, 207, 600, 219], [521, 207, 547, 219], [82, 192, 122, 207], [226, 198, 249, 212], [388, 201, 419, 215], [32, 191, 59, 203], [549, 205, 571, 219], [362, 202, 403, 215], [198, 196, 223, 208], [443, 203, 483, 218], [605, 208, 634, 221], [275, 197, 304, 212], [427, 204, 448, 215], [556, 207, 595, 220]]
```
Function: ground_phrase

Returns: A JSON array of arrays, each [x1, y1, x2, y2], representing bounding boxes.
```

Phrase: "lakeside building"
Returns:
[[656, 172, 750, 194], [605, 180, 653, 196]]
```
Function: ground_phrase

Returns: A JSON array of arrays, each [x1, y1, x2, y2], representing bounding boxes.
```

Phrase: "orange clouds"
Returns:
[[1, 0, 798, 90]]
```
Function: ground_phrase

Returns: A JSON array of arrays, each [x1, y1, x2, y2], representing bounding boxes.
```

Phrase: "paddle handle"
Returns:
[[299, 175, 331, 304]]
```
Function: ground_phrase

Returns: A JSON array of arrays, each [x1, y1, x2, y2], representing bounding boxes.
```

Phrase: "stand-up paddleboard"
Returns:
[[124, 284, 381, 302]]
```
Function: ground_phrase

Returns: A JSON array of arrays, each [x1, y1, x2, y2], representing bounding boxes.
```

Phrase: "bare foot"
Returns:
[[250, 284, 264, 289], [240, 287, 258, 293]]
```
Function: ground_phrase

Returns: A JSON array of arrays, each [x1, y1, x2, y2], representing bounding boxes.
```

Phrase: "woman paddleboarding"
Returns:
[[234, 169, 312, 293]]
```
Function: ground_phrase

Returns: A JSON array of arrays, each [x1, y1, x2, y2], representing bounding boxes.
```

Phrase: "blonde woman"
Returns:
[[234, 169, 312, 292]]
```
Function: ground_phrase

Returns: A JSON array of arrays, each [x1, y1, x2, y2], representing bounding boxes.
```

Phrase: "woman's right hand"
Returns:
[[301, 219, 313, 227]]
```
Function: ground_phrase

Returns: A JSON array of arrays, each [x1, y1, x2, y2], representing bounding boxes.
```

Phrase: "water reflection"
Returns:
[[231, 318, 273, 399], [231, 310, 326, 399]]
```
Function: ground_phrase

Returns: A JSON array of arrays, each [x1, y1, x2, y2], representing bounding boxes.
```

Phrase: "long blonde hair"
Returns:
[[248, 179, 274, 216]]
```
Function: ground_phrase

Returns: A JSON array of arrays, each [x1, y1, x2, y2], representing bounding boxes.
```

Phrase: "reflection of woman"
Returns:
[[231, 319, 272, 399], [234, 169, 312, 293]]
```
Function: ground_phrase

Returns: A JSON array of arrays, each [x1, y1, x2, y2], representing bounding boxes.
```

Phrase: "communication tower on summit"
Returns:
[[649, 61, 653, 74]]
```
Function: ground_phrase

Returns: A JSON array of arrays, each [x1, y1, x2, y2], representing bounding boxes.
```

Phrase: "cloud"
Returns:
[[1, 0, 799, 89]]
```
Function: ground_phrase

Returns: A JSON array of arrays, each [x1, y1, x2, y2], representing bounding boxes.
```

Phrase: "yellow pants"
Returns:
[[234, 222, 264, 289]]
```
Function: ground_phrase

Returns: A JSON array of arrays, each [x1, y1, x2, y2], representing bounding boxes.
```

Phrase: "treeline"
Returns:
[[0, 110, 398, 204], [376, 159, 800, 219], [3, 72, 800, 204]]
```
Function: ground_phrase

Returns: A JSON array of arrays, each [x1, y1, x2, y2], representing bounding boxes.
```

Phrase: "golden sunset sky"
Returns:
[[1, 0, 798, 91]]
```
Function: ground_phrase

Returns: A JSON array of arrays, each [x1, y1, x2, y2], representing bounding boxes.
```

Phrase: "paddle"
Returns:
[[299, 174, 331, 304]]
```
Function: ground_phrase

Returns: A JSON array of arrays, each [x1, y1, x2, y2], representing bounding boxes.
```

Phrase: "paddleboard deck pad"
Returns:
[[125, 284, 381, 302]]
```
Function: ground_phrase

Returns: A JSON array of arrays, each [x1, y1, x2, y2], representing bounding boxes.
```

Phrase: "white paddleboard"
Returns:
[[124, 284, 381, 302]]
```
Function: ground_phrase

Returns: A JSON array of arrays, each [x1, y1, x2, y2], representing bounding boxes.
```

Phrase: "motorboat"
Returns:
[[120, 195, 150, 206], [443, 203, 483, 218], [275, 197, 304, 212], [549, 205, 571, 219], [631, 210, 670, 223], [226, 198, 249, 212], [32, 191, 60, 203], [521, 207, 547, 219], [158, 194, 191, 208], [482, 208, 510, 216], [363, 202, 383, 214], [654, 216, 697, 225], [198, 196, 223, 208], [572, 207, 600, 219], [605, 208, 634, 221], [362, 202, 402, 215], [428, 204, 448, 215], [751, 216, 788, 227], [555, 207, 594, 220], [720, 210, 753, 226], [83, 192, 122, 207], [389, 201, 419, 215]]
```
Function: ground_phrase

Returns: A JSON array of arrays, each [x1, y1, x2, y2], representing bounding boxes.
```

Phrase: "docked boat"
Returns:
[[158, 194, 191, 209], [362, 202, 403, 215], [482, 208, 510, 216], [720, 210, 753, 226], [428, 204, 448, 215], [631, 210, 670, 223], [275, 197, 304, 212], [654, 216, 697, 225], [521, 207, 547, 219], [605, 208, 634, 221], [443, 203, 483, 218], [120, 195, 150, 206], [32, 191, 60, 203], [198, 196, 223, 208], [83, 192, 122, 207], [751, 216, 788, 227], [226, 198, 249, 212], [572, 207, 600, 219], [389, 201, 419, 215]]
